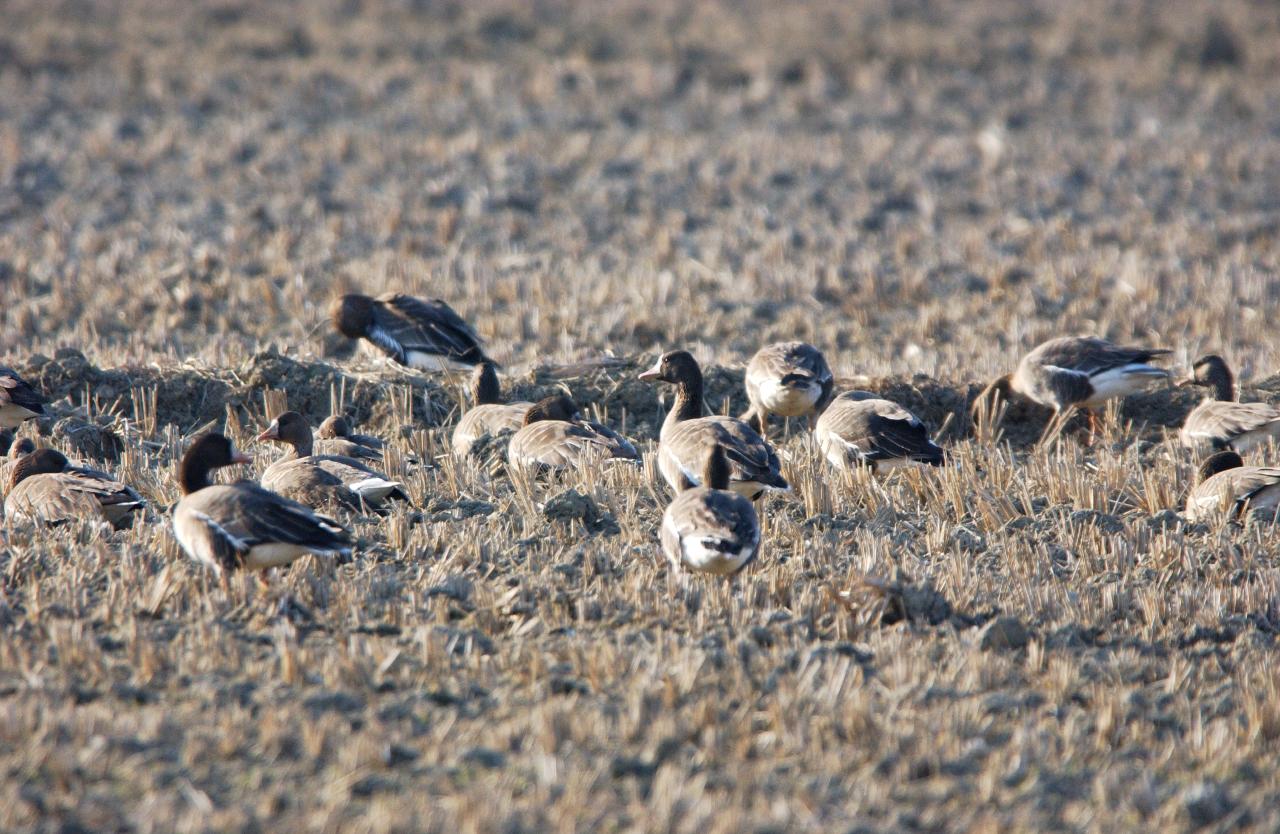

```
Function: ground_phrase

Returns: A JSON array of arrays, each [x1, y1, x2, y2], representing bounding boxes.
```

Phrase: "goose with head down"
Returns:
[[639, 350, 788, 501], [973, 336, 1171, 442], [507, 395, 638, 472], [740, 341, 833, 438], [0, 367, 45, 429], [453, 360, 534, 458], [4, 447, 145, 528], [815, 391, 945, 473], [172, 433, 352, 574], [661, 444, 760, 576], [1184, 450, 1280, 523], [258, 412, 409, 511], [1178, 355, 1280, 453], [332, 292, 491, 371]]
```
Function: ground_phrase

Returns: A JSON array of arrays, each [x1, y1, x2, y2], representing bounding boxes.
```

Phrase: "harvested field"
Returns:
[[3, 0, 1280, 831]]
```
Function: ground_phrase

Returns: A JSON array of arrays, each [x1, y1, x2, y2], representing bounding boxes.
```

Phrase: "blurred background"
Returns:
[[2, 0, 1277, 379]]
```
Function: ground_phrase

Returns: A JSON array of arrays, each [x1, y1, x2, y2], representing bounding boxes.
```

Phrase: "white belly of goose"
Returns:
[[755, 378, 822, 416]]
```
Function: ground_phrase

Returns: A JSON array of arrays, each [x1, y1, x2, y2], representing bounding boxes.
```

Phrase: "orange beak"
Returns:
[[256, 422, 279, 442]]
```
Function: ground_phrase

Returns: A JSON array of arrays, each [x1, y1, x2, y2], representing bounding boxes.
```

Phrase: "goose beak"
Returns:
[[256, 422, 279, 442], [1176, 378, 1197, 388], [638, 360, 662, 382]]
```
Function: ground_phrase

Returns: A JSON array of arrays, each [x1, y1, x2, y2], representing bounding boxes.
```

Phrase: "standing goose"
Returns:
[[332, 292, 491, 371], [452, 360, 534, 457], [1184, 450, 1280, 522], [639, 350, 788, 500], [258, 412, 409, 510], [661, 445, 760, 576], [741, 342, 834, 437], [507, 395, 639, 471], [815, 391, 945, 472], [974, 336, 1171, 440], [0, 367, 45, 429], [172, 433, 352, 574], [4, 448, 145, 528], [1179, 355, 1280, 453]]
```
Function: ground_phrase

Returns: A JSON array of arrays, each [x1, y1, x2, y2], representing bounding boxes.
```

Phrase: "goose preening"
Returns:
[[741, 341, 833, 437], [4, 447, 144, 528], [313, 415, 385, 462], [258, 412, 409, 511], [331, 292, 491, 371], [639, 350, 788, 500], [453, 360, 534, 457], [507, 395, 639, 471], [1179, 355, 1280, 453], [974, 336, 1171, 441], [814, 391, 945, 472], [173, 433, 352, 574], [0, 367, 45, 429], [1184, 450, 1280, 523], [661, 445, 760, 576]]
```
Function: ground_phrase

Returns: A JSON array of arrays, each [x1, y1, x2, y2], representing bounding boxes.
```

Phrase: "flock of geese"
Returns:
[[3, 290, 1280, 582]]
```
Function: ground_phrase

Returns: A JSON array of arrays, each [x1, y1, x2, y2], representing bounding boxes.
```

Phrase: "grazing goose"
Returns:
[[507, 395, 639, 471], [1179, 355, 1280, 453], [172, 433, 352, 574], [815, 391, 945, 472], [974, 336, 1171, 440], [4, 448, 144, 528], [258, 412, 409, 510], [332, 292, 490, 371], [1184, 450, 1280, 523], [741, 342, 834, 437], [452, 360, 534, 457], [639, 350, 788, 500], [661, 445, 760, 576], [0, 367, 45, 429]]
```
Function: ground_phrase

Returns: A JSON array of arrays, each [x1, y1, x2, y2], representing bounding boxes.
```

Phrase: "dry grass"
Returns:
[[3, 0, 1280, 831]]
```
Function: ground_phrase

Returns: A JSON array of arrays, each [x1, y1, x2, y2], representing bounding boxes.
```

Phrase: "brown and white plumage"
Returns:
[[1184, 450, 1280, 522], [507, 395, 639, 471], [4, 448, 144, 528], [172, 433, 352, 574], [1179, 355, 1280, 453], [452, 360, 534, 457], [639, 350, 788, 500], [741, 342, 833, 436], [661, 445, 760, 576], [332, 292, 490, 371], [815, 391, 944, 472], [258, 412, 409, 511], [975, 336, 1171, 440], [0, 367, 45, 429]]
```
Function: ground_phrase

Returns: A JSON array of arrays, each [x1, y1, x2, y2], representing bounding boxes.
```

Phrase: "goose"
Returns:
[[0, 367, 45, 429], [258, 412, 409, 510], [331, 292, 490, 371], [974, 336, 1171, 441], [661, 445, 760, 576], [507, 395, 639, 471], [172, 433, 352, 574], [4, 448, 144, 528], [815, 391, 945, 472], [452, 360, 535, 457], [0, 437, 36, 497], [1179, 355, 1280, 453], [741, 342, 833, 437], [638, 350, 788, 500], [1184, 450, 1280, 522], [312, 415, 384, 462]]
